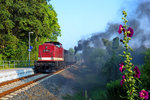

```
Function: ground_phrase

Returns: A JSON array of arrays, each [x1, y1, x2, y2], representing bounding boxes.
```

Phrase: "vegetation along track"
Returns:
[[0, 68, 66, 99]]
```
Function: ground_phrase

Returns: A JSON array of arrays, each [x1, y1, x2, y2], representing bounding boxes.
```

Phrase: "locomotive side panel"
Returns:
[[53, 44, 64, 61]]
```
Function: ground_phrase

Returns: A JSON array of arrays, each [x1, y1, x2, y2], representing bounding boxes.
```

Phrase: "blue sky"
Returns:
[[50, 0, 142, 49]]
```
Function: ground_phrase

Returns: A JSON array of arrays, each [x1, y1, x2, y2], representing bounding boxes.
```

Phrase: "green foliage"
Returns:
[[102, 54, 123, 82], [106, 80, 127, 100], [83, 48, 109, 73], [89, 89, 107, 100], [2, 34, 19, 60], [63, 90, 107, 100], [15, 41, 28, 60], [141, 49, 150, 90], [69, 48, 75, 54], [63, 91, 88, 100], [0, 54, 2, 64], [102, 38, 112, 54], [0, 0, 61, 60]]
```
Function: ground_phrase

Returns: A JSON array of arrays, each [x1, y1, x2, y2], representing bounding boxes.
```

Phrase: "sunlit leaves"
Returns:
[[0, 0, 61, 60]]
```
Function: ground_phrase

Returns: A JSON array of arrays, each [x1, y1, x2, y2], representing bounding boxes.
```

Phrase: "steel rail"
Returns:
[[0, 68, 65, 98], [0, 73, 40, 87]]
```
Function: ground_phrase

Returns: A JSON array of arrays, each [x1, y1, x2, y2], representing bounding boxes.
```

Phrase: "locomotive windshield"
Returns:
[[45, 42, 62, 48], [56, 44, 61, 48], [52, 42, 62, 48]]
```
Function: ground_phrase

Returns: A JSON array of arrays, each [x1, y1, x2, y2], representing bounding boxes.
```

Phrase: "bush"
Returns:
[[63, 89, 107, 100], [0, 54, 3, 65], [106, 80, 127, 100], [141, 49, 150, 90], [89, 89, 107, 100], [63, 91, 88, 100]]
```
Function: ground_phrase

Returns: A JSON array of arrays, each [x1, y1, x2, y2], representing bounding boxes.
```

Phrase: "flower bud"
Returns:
[[126, 55, 129, 58], [127, 60, 130, 63], [123, 40, 126, 44], [129, 63, 132, 65], [124, 61, 127, 63], [128, 53, 131, 55], [128, 37, 131, 40], [123, 51, 126, 54]]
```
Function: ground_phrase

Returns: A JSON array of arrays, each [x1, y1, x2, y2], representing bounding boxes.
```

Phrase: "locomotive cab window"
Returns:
[[53, 42, 62, 48], [56, 44, 61, 48]]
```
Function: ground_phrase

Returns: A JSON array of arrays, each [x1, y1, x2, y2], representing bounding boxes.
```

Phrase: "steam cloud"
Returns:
[[75, 1, 150, 53]]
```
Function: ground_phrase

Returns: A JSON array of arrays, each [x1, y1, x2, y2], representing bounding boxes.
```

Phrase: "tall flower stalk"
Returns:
[[118, 10, 149, 100]]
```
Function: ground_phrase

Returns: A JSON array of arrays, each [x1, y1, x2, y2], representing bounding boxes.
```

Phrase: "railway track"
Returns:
[[0, 68, 66, 99]]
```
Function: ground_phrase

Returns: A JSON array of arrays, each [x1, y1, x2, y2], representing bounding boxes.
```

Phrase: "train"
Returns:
[[34, 41, 76, 73]]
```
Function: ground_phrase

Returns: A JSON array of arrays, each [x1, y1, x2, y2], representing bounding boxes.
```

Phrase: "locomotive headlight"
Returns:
[[43, 46, 50, 52]]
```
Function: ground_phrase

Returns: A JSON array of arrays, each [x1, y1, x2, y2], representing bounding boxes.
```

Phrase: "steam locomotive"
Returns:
[[34, 41, 75, 73]]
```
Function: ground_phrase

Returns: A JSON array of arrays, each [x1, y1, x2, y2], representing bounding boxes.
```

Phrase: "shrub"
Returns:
[[106, 80, 127, 100]]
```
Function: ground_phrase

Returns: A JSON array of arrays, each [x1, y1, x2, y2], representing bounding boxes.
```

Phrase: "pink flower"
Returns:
[[133, 66, 141, 78], [139, 90, 149, 100], [127, 27, 134, 37], [118, 25, 124, 34], [119, 62, 125, 72], [119, 67, 123, 72], [120, 75, 126, 86], [122, 75, 126, 79], [120, 79, 124, 86]]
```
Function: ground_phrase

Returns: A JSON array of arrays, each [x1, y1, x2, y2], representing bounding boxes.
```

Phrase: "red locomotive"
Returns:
[[34, 41, 75, 72]]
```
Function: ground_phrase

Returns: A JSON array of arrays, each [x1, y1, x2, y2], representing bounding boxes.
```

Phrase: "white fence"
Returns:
[[0, 60, 35, 69]]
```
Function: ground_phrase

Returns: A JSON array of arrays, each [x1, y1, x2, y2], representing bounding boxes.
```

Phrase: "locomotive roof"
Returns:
[[44, 41, 62, 45]]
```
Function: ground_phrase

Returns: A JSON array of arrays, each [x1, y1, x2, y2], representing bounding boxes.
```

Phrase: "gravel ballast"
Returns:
[[8, 65, 78, 100]]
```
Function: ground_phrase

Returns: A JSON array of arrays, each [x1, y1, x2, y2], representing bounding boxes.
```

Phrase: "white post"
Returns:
[[29, 32, 33, 67]]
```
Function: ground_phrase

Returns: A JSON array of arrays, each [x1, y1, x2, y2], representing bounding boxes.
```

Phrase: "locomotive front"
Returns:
[[34, 42, 64, 72]]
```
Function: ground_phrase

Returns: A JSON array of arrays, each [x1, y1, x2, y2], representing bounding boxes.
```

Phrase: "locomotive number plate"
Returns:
[[43, 49, 50, 52]]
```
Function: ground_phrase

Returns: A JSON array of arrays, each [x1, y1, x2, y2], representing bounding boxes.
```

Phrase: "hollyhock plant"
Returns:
[[133, 66, 141, 78], [118, 10, 149, 100], [118, 24, 124, 34], [127, 27, 134, 37], [139, 90, 149, 100]]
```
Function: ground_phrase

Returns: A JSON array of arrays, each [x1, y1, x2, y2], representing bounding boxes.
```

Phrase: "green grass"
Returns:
[[63, 89, 107, 100]]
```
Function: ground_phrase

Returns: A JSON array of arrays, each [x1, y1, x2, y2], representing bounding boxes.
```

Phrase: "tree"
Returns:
[[0, 0, 61, 60], [68, 48, 75, 54]]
